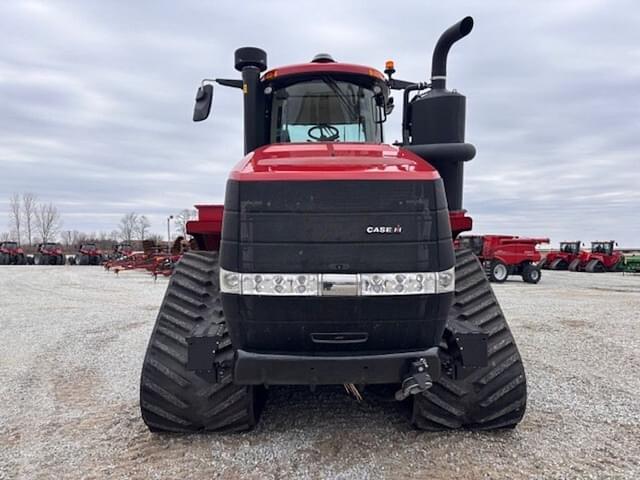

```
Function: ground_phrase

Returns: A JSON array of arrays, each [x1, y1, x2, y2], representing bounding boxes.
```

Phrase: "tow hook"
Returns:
[[395, 357, 434, 401]]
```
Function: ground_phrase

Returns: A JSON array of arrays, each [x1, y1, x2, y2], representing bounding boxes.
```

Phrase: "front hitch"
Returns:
[[395, 357, 438, 401]]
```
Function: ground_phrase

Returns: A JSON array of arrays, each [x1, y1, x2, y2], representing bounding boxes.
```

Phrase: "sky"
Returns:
[[1, 0, 639, 246]]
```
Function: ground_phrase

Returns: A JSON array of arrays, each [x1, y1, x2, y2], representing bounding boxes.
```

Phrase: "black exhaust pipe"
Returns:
[[430, 16, 473, 90], [405, 17, 475, 212], [235, 47, 268, 154]]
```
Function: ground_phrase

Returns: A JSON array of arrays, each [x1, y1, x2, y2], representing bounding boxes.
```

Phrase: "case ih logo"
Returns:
[[366, 225, 403, 234]]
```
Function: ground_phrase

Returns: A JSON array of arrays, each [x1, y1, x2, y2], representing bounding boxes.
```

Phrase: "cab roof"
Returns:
[[262, 62, 385, 82]]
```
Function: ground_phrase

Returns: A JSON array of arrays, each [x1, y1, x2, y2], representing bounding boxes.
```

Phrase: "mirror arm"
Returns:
[[215, 78, 243, 89], [387, 78, 416, 90]]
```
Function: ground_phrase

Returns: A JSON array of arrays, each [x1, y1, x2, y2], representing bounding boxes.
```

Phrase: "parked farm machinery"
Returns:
[[69, 243, 104, 265], [34, 242, 64, 265], [0, 241, 27, 265], [104, 239, 184, 278], [539, 241, 582, 270], [620, 254, 640, 274], [459, 235, 549, 283], [568, 240, 622, 272]]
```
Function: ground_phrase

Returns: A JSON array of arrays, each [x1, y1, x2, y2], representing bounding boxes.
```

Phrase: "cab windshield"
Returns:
[[591, 242, 612, 254], [561, 243, 579, 253], [270, 78, 382, 143]]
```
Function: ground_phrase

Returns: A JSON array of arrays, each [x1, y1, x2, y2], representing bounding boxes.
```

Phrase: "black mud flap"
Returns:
[[444, 318, 488, 379], [187, 323, 226, 380]]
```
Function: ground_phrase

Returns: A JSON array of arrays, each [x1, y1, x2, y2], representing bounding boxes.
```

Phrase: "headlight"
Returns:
[[436, 267, 456, 293], [359, 272, 436, 295], [220, 269, 241, 294], [220, 267, 455, 297], [221, 269, 319, 296]]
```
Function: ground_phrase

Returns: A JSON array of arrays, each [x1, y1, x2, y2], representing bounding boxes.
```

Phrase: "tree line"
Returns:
[[2, 193, 196, 250], [3, 193, 61, 245]]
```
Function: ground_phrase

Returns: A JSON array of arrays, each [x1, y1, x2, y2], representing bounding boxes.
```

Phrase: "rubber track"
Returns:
[[140, 251, 259, 432], [412, 248, 527, 430]]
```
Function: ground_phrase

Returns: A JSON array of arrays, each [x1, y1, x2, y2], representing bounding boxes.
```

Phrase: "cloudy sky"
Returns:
[[1, 0, 639, 246]]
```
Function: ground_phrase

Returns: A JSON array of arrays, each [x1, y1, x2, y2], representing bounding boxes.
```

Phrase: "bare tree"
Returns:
[[35, 202, 62, 243], [22, 193, 37, 247], [0, 231, 11, 242], [118, 212, 138, 242], [8, 193, 21, 243], [174, 209, 196, 238], [135, 215, 151, 240]]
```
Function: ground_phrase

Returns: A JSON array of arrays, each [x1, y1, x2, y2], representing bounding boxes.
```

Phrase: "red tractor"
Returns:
[[140, 17, 528, 433], [70, 243, 104, 265], [0, 241, 27, 265], [568, 240, 622, 272], [540, 241, 582, 270], [34, 242, 65, 265], [459, 235, 549, 283]]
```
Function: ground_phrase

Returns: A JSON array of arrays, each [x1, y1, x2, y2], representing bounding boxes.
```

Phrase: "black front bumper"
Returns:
[[233, 347, 441, 385]]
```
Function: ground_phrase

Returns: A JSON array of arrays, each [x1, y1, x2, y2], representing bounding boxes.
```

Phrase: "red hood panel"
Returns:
[[229, 143, 439, 181]]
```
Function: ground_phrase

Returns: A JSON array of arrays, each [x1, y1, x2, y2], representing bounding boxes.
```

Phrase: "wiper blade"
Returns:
[[321, 76, 358, 119]]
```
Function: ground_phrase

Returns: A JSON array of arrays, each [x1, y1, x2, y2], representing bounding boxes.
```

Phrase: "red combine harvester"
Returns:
[[140, 17, 529, 433], [34, 242, 64, 265], [0, 241, 27, 265], [70, 243, 104, 265], [459, 235, 549, 283], [569, 240, 622, 272], [539, 241, 582, 270]]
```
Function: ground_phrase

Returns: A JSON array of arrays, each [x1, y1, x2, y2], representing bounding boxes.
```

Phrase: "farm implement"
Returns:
[[104, 239, 184, 278]]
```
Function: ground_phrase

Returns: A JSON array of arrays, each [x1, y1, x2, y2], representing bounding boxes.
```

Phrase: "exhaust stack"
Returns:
[[430, 16, 474, 90], [234, 47, 268, 154], [405, 17, 475, 211]]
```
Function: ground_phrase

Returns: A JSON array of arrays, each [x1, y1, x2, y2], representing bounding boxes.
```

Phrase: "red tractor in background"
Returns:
[[539, 241, 582, 270], [0, 241, 27, 265], [459, 235, 549, 283], [569, 240, 622, 272], [34, 242, 65, 265], [70, 243, 104, 265]]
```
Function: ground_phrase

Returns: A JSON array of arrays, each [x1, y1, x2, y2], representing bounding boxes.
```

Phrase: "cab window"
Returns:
[[270, 78, 382, 143]]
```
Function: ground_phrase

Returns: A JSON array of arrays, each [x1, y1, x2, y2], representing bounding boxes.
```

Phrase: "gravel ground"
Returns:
[[1, 266, 639, 480]]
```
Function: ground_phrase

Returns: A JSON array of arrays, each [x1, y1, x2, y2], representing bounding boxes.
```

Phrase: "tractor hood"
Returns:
[[229, 143, 440, 182]]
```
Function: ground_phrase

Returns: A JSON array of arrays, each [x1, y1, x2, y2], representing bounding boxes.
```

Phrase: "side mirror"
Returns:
[[193, 84, 213, 122]]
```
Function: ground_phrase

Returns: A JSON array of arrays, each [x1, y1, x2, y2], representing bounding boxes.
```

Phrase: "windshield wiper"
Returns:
[[321, 76, 359, 120]]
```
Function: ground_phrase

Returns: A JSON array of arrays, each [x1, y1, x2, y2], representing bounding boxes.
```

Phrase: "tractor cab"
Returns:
[[264, 57, 389, 144], [590, 241, 614, 255], [560, 241, 581, 254], [38, 242, 62, 253], [1, 241, 19, 251]]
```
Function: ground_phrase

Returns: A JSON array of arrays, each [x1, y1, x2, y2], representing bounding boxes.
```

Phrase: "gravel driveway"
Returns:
[[1, 266, 639, 479]]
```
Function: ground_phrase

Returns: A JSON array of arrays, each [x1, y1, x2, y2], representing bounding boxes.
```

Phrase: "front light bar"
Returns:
[[220, 267, 455, 296]]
